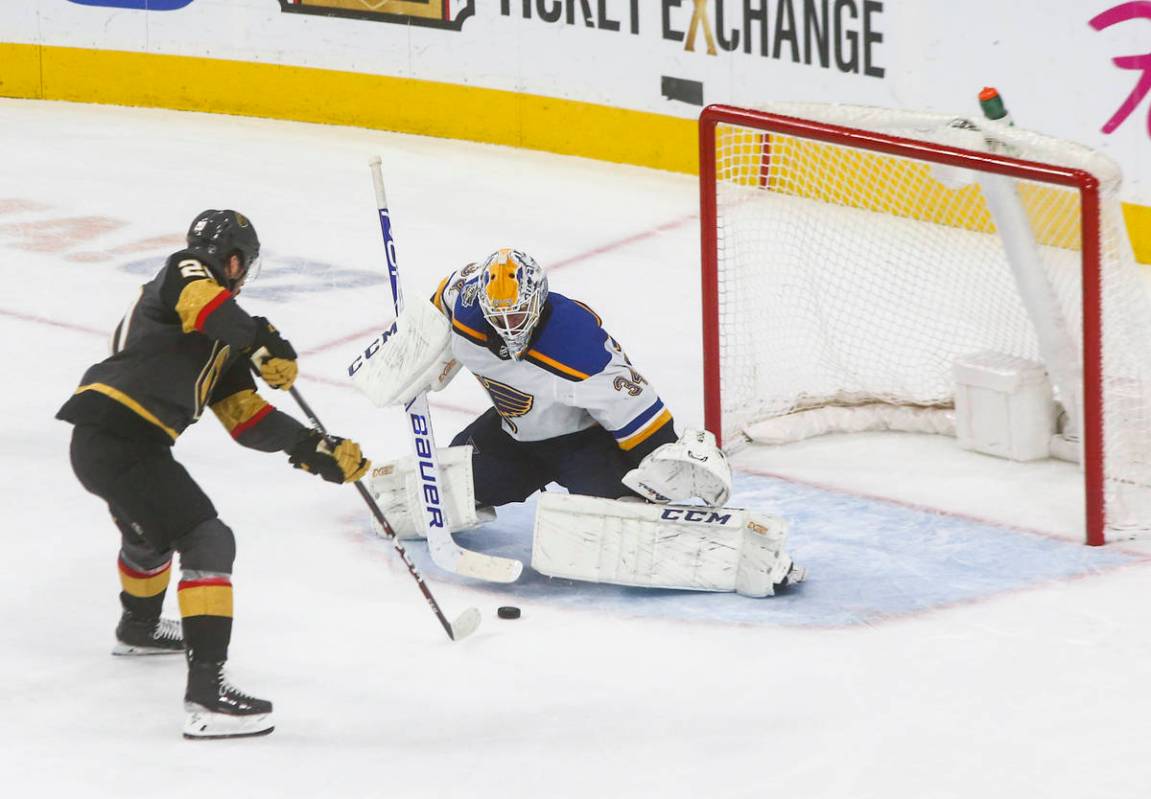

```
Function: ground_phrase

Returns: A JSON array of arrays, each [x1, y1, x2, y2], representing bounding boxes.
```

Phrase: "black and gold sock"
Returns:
[[117, 555, 172, 621], [177, 575, 233, 664]]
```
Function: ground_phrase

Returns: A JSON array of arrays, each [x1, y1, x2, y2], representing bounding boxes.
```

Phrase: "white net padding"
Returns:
[[708, 103, 1151, 541]]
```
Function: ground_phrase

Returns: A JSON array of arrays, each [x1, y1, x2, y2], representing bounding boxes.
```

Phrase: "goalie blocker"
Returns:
[[349, 297, 461, 408], [532, 494, 804, 598]]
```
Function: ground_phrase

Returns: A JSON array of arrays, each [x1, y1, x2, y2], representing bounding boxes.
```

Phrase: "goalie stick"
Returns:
[[284, 381, 480, 642], [367, 157, 524, 584]]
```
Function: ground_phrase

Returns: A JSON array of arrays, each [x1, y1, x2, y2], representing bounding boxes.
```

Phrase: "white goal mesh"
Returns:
[[702, 103, 1151, 543]]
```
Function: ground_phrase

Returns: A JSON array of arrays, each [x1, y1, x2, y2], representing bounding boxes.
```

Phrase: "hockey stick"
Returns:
[[367, 156, 524, 584], [285, 382, 481, 642]]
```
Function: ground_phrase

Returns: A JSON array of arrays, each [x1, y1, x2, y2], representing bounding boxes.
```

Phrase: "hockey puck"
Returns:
[[497, 606, 521, 620]]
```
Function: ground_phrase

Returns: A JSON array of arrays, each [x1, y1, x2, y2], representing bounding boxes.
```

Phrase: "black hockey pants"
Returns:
[[70, 424, 218, 558]]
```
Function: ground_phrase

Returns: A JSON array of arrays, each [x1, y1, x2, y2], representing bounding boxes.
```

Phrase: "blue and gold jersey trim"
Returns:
[[521, 294, 612, 381], [432, 276, 451, 314], [570, 299, 602, 327], [613, 398, 673, 451], [452, 317, 488, 345], [524, 348, 591, 381]]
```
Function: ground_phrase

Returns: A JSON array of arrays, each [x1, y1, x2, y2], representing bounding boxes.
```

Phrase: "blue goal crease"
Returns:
[[370, 473, 1144, 628]]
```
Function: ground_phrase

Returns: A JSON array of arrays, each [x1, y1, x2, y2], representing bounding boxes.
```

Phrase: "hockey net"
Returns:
[[700, 103, 1151, 545]]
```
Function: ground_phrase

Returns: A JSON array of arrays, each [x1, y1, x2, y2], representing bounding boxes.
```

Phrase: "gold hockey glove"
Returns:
[[289, 429, 371, 484], [250, 317, 298, 390]]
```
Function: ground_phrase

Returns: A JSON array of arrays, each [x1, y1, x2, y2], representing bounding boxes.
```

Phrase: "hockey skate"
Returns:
[[776, 561, 807, 591], [112, 612, 184, 656], [183, 660, 274, 740]]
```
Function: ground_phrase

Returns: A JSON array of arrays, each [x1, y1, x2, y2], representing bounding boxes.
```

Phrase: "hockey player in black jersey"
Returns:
[[57, 210, 371, 739]]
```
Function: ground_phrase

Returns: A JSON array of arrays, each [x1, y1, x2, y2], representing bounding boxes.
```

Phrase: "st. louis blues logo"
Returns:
[[477, 376, 533, 433]]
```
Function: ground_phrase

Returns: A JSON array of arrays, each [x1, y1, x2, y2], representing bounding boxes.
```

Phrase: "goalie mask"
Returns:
[[186, 209, 262, 292], [478, 248, 548, 359]]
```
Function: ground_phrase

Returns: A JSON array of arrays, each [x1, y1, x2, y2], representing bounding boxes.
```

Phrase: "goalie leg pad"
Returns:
[[365, 446, 492, 540], [531, 494, 797, 597]]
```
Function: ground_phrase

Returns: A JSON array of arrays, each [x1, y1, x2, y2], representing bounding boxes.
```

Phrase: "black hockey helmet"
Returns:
[[186, 209, 261, 291]]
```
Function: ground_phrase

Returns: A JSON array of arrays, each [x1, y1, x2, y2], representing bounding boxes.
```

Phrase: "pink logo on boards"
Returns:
[[1090, 1, 1151, 135]]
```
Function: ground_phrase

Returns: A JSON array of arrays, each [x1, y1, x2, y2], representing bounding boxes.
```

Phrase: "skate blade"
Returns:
[[112, 642, 184, 656], [183, 707, 275, 740]]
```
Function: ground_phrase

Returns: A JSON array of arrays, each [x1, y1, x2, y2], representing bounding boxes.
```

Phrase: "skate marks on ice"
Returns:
[[361, 472, 1144, 628]]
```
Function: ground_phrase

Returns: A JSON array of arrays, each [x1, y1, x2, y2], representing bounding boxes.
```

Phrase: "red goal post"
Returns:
[[697, 103, 1143, 546]]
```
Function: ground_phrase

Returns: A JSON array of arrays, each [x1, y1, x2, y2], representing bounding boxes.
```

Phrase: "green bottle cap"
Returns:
[[979, 87, 1008, 121]]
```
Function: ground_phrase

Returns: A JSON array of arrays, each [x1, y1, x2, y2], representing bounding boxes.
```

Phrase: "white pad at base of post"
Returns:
[[531, 494, 797, 597], [953, 351, 1056, 462], [349, 297, 459, 408], [366, 446, 493, 540]]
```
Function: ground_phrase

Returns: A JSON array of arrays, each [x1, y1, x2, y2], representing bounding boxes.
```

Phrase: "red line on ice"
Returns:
[[0, 307, 108, 337]]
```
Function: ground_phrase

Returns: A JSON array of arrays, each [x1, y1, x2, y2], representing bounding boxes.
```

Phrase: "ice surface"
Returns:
[[3, 99, 1151, 798], [446, 474, 1137, 628]]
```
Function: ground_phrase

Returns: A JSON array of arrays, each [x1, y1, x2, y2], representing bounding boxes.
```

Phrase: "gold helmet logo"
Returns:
[[483, 248, 521, 309]]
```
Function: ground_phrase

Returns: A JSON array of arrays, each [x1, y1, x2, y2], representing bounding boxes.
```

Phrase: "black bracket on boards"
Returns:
[[661, 76, 704, 107]]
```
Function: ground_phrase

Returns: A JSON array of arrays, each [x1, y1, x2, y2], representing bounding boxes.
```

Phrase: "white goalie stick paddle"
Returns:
[[368, 157, 524, 584], [283, 382, 479, 641]]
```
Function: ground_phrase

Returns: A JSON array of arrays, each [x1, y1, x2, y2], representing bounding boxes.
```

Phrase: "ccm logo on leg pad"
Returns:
[[659, 509, 734, 525]]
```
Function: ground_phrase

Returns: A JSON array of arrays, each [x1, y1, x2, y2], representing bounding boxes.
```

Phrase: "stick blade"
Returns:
[[454, 549, 524, 584], [427, 540, 524, 584], [449, 607, 482, 641]]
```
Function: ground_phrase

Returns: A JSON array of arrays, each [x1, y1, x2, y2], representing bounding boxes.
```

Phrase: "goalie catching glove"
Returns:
[[249, 316, 298, 390], [622, 429, 732, 506], [350, 298, 460, 408], [289, 429, 371, 484]]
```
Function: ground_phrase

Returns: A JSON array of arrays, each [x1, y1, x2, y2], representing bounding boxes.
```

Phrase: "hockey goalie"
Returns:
[[351, 248, 805, 597]]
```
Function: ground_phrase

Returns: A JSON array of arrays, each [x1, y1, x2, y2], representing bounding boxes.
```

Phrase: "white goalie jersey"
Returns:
[[431, 266, 674, 451]]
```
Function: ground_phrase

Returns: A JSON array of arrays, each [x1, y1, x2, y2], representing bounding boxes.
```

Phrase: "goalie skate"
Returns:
[[777, 561, 807, 590]]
